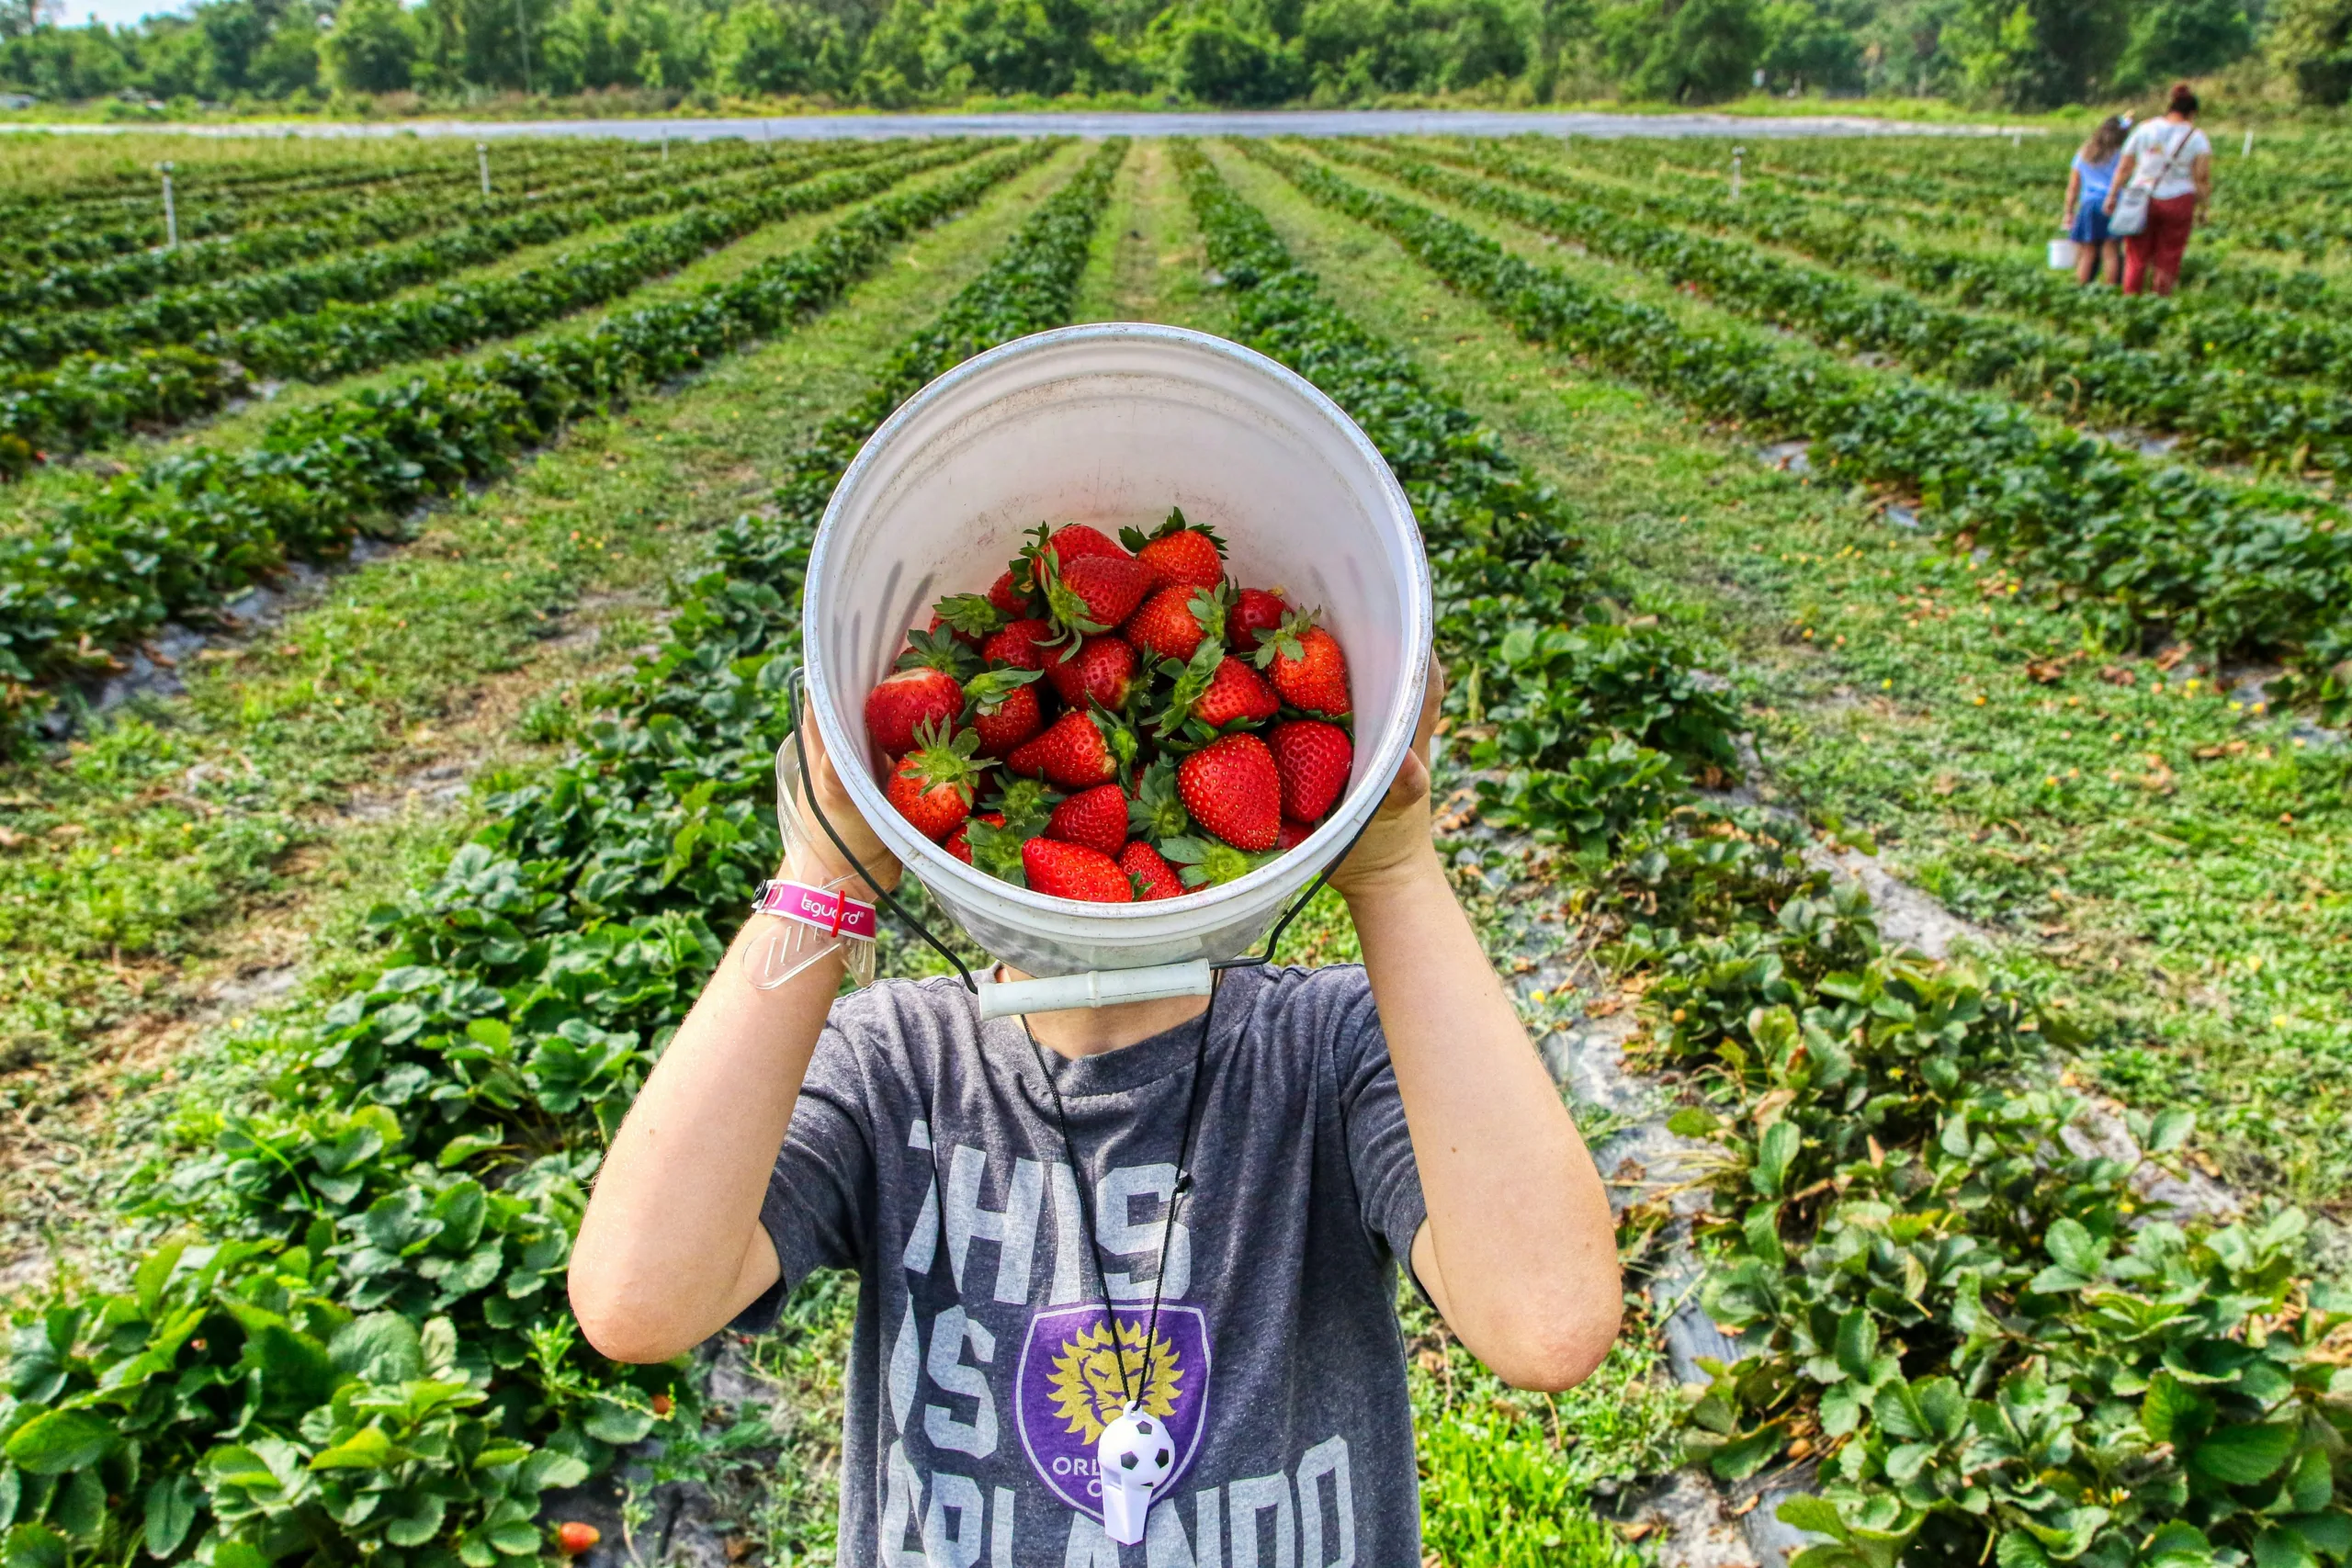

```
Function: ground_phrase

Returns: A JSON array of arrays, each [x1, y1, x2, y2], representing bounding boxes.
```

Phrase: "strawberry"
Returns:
[[1047, 783, 1129, 859], [1162, 833, 1274, 888], [1125, 581, 1229, 664], [1044, 552, 1153, 641], [1121, 840, 1186, 900], [1005, 708, 1133, 790], [965, 667, 1046, 758], [988, 774, 1060, 839], [931, 592, 1004, 643], [885, 720, 989, 841], [1021, 522, 1128, 589], [865, 666, 964, 758], [945, 815, 987, 863], [1121, 508, 1227, 590], [1229, 587, 1289, 653], [1256, 608, 1351, 716], [963, 805, 1040, 884], [1126, 757, 1191, 843], [1023, 839, 1135, 903], [1277, 818, 1315, 852], [899, 625, 978, 680], [1269, 718, 1351, 823], [1177, 733, 1281, 852], [1045, 634, 1136, 709], [982, 617, 1057, 671], [987, 568, 1036, 618], [1150, 645, 1276, 739], [1191, 655, 1281, 728], [557, 1523, 602, 1556]]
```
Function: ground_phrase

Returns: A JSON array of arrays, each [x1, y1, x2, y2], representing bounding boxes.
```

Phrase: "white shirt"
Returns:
[[2122, 119, 2211, 202]]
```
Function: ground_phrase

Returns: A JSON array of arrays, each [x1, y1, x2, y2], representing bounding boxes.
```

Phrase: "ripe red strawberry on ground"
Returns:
[[1121, 841, 1186, 900], [865, 665, 964, 758], [1045, 634, 1136, 708], [886, 721, 989, 841], [1257, 609, 1351, 716], [1270, 718, 1351, 824], [1024, 838, 1135, 902], [1177, 732, 1282, 852], [1047, 784, 1129, 859], [1006, 708, 1129, 790]]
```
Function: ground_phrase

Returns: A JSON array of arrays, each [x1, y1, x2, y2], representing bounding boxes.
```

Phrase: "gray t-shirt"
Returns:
[[737, 962, 1429, 1567]]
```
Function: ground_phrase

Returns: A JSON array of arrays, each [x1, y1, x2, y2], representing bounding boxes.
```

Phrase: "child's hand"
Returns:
[[1329, 658, 1444, 901], [786, 708, 904, 893]]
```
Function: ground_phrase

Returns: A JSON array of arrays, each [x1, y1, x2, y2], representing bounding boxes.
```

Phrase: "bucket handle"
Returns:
[[782, 666, 1374, 1000]]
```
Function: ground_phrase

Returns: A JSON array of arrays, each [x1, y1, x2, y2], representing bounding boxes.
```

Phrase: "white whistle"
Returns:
[[1096, 1404, 1175, 1545]]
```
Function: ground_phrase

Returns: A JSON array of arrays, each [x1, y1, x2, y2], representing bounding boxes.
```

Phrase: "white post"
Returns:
[[2243, 127, 2254, 157], [1730, 145, 1744, 201], [477, 142, 491, 195], [160, 161, 176, 249], [2011, 130, 2021, 150], [661, 129, 669, 163]]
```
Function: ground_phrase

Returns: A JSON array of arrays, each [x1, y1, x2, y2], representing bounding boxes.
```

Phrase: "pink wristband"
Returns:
[[752, 879, 879, 940]]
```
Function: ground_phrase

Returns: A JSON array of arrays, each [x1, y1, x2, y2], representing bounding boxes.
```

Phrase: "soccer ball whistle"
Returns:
[[1096, 1404, 1175, 1545]]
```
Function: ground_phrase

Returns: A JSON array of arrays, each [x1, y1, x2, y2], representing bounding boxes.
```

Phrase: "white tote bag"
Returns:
[[2109, 125, 2192, 238]]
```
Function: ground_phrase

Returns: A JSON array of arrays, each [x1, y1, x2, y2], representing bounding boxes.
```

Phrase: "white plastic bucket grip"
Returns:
[[974, 961, 1215, 1021], [801, 322, 1434, 980]]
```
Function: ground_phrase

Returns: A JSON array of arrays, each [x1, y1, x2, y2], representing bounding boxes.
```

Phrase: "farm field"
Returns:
[[1, 124, 2348, 1568]]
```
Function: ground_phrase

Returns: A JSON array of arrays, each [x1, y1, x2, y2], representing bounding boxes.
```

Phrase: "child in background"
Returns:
[[2064, 115, 2129, 286]]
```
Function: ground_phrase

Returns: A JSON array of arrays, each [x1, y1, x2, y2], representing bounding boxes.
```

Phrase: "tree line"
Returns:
[[1, 0, 2348, 118]]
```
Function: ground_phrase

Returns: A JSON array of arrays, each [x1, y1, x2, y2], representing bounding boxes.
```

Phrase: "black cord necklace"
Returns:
[[1020, 972, 1222, 1416]]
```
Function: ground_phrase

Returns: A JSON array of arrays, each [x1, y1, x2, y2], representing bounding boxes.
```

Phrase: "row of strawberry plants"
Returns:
[[1501, 138, 2352, 394], [1245, 143, 2352, 672], [0, 141, 977, 464], [0, 141, 644, 275], [0, 140, 1059, 731], [0, 137, 818, 332], [1213, 140, 2352, 1568], [0, 138, 1128, 1568], [0, 149, 456, 222], [1332, 141, 2352, 487]]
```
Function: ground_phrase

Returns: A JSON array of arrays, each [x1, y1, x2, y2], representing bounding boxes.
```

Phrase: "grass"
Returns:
[[1207, 137, 2352, 1209], [0, 144, 1086, 1275]]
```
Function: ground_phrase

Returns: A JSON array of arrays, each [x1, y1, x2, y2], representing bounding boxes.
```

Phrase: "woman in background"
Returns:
[[2106, 83, 2213, 297], [2062, 116, 2128, 285]]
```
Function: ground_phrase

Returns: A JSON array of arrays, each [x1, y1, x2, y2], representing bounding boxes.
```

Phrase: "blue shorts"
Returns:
[[2070, 200, 2113, 245]]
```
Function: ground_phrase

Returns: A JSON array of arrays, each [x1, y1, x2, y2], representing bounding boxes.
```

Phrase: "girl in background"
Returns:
[[2107, 83, 2214, 297], [2063, 115, 2129, 285]]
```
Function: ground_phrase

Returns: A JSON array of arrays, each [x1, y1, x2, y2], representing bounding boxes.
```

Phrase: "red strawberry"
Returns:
[[1022, 523, 1128, 590], [1277, 818, 1315, 852], [1192, 656, 1280, 728], [982, 617, 1057, 671], [1256, 610, 1351, 716], [1124, 582, 1228, 664], [930, 592, 1003, 644], [1122, 510, 1227, 591], [1229, 588, 1289, 653], [865, 667, 964, 758], [947, 810, 1003, 865], [886, 721, 989, 841], [1005, 708, 1132, 790], [987, 569, 1036, 617], [1270, 718, 1351, 823], [1177, 733, 1281, 852], [1047, 784, 1129, 859], [1046, 634, 1136, 709], [1046, 553, 1154, 639], [1023, 839, 1135, 903], [965, 667, 1046, 758], [557, 1523, 602, 1556], [1121, 841, 1186, 900]]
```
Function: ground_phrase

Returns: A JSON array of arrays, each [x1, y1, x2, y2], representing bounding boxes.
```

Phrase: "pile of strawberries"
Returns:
[[860, 513, 1354, 902]]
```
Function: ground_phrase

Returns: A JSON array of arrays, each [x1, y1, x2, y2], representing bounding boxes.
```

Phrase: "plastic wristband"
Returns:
[[752, 879, 879, 940]]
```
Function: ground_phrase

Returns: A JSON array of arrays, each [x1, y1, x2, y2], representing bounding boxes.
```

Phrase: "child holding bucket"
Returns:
[[571, 660, 1623, 1565]]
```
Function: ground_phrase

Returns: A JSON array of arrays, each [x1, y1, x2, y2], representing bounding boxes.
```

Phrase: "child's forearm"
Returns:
[[1346, 851, 1621, 1391], [569, 886, 842, 1362]]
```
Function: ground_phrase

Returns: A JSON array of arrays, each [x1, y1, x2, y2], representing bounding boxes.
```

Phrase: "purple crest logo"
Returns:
[[1014, 1303, 1211, 1520]]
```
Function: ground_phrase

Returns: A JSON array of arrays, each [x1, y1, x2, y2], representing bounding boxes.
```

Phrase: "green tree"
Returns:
[[918, 0, 1098, 94], [1757, 0, 1865, 89], [716, 0, 846, 92], [2113, 0, 2249, 88], [323, 0, 419, 90], [250, 5, 322, 92], [1147, 0, 1297, 98], [851, 0, 926, 98], [1600, 0, 1765, 102], [2266, 0, 2352, 103], [1944, 0, 2128, 107], [1299, 0, 1524, 96]]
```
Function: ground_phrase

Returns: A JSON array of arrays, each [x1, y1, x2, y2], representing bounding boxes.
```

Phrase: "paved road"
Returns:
[[3, 107, 2030, 142]]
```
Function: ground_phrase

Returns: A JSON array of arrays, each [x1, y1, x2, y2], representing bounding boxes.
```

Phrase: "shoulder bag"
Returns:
[[2109, 124, 2193, 237]]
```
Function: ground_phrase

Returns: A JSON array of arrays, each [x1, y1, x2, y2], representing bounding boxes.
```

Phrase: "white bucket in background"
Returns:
[[2048, 237, 2080, 270], [802, 322, 1433, 986]]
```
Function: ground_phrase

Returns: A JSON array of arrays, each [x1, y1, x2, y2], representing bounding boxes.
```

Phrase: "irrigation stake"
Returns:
[[2243, 127, 2255, 157], [1730, 144, 1744, 201], [2011, 130, 2022, 150], [477, 141, 491, 195], [158, 161, 176, 249]]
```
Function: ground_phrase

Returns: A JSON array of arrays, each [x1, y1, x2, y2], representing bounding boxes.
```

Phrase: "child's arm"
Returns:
[[1331, 667, 1623, 1392], [569, 720, 898, 1363]]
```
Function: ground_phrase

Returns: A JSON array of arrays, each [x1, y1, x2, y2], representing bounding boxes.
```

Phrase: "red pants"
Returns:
[[2123, 194, 2197, 296]]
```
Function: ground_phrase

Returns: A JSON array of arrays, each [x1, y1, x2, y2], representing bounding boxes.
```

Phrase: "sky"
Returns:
[[64, 0, 197, 28]]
